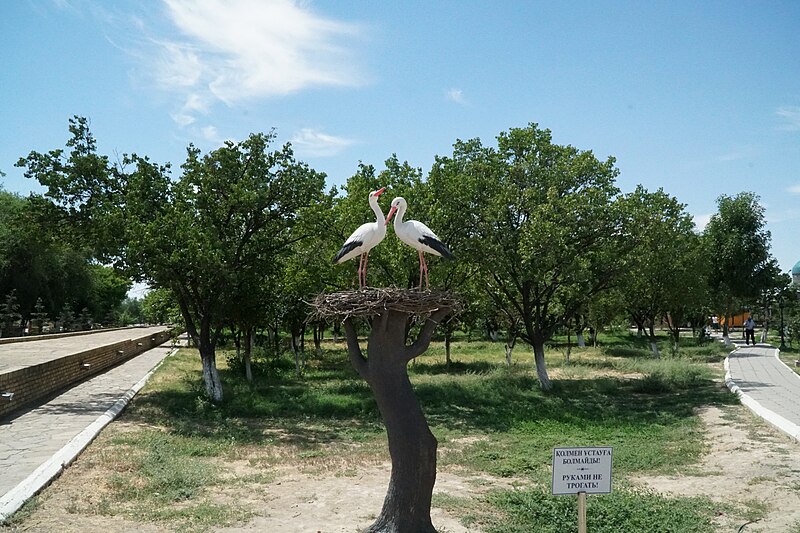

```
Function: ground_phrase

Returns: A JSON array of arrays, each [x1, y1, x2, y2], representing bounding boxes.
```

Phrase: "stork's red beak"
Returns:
[[385, 206, 397, 226], [375, 187, 386, 196]]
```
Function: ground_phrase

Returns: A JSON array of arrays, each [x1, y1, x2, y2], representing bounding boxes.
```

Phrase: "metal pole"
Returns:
[[577, 491, 587, 533]]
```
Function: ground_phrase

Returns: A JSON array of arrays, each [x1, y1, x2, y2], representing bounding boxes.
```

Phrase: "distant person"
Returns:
[[711, 315, 719, 331], [744, 316, 756, 345]]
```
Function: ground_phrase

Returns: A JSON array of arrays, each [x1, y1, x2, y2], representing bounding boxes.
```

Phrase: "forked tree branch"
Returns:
[[404, 307, 452, 361], [343, 318, 369, 379]]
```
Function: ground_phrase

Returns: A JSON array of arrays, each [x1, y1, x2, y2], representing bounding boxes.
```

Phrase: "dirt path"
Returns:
[[6, 404, 800, 532], [633, 405, 800, 532]]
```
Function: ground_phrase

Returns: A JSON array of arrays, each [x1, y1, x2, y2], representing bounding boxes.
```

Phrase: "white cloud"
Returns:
[[153, 41, 203, 89], [693, 213, 712, 233], [290, 128, 355, 157], [776, 106, 800, 131], [787, 184, 800, 194], [717, 146, 758, 162], [446, 88, 466, 105], [200, 125, 224, 144], [170, 112, 195, 127], [148, 0, 364, 126]]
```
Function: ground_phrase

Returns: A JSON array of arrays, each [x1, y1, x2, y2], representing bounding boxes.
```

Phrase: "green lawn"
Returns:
[[16, 330, 744, 532]]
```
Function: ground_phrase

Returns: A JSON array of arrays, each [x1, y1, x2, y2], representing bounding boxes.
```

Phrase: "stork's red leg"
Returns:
[[363, 253, 369, 287], [418, 250, 425, 289], [358, 253, 367, 288], [422, 253, 429, 290]]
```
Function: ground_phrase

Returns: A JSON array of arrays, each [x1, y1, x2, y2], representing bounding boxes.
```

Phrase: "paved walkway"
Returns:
[[725, 339, 800, 441], [0, 328, 180, 522]]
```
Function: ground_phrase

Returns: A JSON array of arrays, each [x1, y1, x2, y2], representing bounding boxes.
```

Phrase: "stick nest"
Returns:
[[308, 288, 462, 321]]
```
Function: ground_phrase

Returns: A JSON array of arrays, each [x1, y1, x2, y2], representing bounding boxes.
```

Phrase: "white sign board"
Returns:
[[552, 446, 613, 495]]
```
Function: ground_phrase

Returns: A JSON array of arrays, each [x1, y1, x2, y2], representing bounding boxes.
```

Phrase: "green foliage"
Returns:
[[141, 287, 182, 324], [477, 488, 718, 533], [704, 192, 775, 321], [617, 186, 709, 349]]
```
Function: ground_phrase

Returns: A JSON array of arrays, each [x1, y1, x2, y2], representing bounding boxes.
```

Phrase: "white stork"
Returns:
[[332, 187, 387, 288], [384, 196, 454, 290]]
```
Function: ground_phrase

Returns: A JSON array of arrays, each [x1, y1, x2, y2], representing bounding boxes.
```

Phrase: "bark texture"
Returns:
[[343, 307, 450, 533]]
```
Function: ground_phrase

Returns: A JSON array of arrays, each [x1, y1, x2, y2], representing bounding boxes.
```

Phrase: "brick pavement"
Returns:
[[725, 339, 800, 441], [0, 329, 179, 522]]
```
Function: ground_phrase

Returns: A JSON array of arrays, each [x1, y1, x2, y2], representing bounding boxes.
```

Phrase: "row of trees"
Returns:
[[9, 117, 791, 400], [0, 184, 135, 335]]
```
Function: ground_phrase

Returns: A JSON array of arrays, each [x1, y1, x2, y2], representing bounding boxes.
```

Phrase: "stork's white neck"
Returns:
[[369, 194, 384, 223], [392, 200, 407, 229]]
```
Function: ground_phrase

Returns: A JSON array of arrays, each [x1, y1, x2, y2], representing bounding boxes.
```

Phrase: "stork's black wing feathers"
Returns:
[[332, 239, 362, 263], [419, 235, 455, 260]]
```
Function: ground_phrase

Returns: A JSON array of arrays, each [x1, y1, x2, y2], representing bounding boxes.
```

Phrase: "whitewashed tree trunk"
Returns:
[[532, 342, 552, 390], [292, 335, 304, 375], [576, 333, 586, 347], [650, 341, 660, 358]]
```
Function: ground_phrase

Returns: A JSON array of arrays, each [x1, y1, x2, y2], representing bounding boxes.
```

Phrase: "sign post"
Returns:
[[552, 446, 613, 532]]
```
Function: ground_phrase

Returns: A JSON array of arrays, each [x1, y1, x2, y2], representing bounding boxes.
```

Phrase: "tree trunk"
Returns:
[[444, 328, 452, 371], [576, 332, 586, 348], [291, 332, 304, 375], [648, 324, 660, 358], [532, 339, 552, 391], [314, 323, 323, 357], [343, 308, 450, 533], [504, 332, 516, 366], [565, 329, 571, 365], [199, 337, 223, 402], [333, 322, 340, 343], [244, 326, 253, 382]]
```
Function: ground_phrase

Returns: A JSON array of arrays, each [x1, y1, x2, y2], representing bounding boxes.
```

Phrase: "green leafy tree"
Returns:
[[86, 264, 131, 324], [617, 186, 702, 356], [456, 124, 623, 389], [703, 192, 774, 345], [141, 288, 182, 325], [18, 118, 326, 401], [1, 290, 22, 337]]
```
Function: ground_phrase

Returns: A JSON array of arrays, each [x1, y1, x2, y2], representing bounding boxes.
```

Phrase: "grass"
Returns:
[[9, 330, 743, 531]]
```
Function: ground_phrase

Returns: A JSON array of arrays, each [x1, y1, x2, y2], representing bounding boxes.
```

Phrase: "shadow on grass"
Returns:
[[124, 347, 738, 454]]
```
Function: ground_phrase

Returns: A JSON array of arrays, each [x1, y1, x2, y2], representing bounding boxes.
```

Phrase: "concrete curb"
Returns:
[[774, 348, 800, 383], [724, 347, 800, 442], [0, 345, 179, 524]]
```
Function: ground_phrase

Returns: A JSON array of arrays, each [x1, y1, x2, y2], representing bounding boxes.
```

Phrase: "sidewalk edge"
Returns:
[[725, 349, 800, 442], [0, 345, 179, 524]]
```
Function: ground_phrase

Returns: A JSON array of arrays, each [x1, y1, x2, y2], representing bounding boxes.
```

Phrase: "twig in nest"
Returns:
[[307, 288, 462, 322]]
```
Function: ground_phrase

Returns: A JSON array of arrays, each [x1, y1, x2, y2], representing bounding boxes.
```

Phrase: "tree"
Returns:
[[438, 124, 623, 389], [141, 288, 182, 325], [1, 190, 105, 330], [18, 118, 326, 401], [322, 293, 454, 533], [703, 192, 774, 345], [617, 186, 702, 356]]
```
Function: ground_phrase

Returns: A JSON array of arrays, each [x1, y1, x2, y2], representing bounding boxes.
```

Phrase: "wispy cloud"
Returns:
[[155, 0, 364, 117], [290, 128, 355, 157], [446, 88, 466, 105], [199, 125, 224, 144], [116, 0, 366, 127], [787, 184, 800, 194], [776, 106, 800, 131], [717, 146, 758, 162], [693, 213, 712, 233]]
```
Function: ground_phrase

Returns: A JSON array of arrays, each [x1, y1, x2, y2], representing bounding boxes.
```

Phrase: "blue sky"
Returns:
[[2, 0, 799, 283]]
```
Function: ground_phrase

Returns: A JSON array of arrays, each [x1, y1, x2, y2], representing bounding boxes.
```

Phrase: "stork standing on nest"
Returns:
[[385, 196, 454, 290], [333, 187, 387, 288]]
